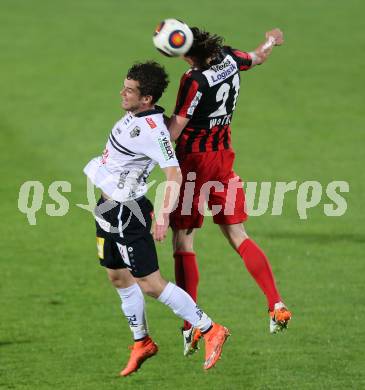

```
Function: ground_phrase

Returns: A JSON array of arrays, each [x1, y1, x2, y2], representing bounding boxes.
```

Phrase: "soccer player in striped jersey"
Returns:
[[167, 28, 292, 355], [84, 62, 229, 375]]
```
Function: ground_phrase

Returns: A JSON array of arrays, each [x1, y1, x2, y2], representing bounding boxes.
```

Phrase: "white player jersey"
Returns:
[[84, 106, 179, 202]]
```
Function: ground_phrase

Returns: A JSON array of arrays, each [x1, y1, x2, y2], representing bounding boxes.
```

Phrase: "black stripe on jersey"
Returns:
[[184, 128, 201, 153], [109, 133, 136, 156], [212, 126, 223, 151], [199, 129, 211, 152], [223, 125, 229, 149], [175, 76, 194, 115], [109, 136, 135, 157]]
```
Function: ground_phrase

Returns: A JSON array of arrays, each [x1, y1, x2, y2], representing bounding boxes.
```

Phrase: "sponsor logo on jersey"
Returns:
[[210, 58, 233, 72], [130, 126, 141, 138], [187, 91, 202, 116], [146, 117, 157, 129], [158, 136, 175, 161], [203, 55, 238, 86]]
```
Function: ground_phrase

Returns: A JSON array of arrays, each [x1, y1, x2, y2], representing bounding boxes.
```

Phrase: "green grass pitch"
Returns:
[[1, 0, 364, 389]]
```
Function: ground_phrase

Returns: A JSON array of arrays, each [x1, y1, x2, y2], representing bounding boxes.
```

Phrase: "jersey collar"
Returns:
[[134, 105, 165, 117]]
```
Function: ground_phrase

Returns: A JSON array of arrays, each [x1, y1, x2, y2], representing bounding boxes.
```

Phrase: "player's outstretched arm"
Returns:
[[250, 28, 284, 66], [153, 166, 182, 241], [168, 115, 190, 142]]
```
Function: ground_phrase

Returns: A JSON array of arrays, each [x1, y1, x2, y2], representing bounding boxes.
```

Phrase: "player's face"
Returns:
[[120, 78, 152, 114]]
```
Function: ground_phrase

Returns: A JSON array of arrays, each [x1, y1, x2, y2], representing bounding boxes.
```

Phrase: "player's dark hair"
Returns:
[[185, 27, 224, 69], [127, 61, 169, 103]]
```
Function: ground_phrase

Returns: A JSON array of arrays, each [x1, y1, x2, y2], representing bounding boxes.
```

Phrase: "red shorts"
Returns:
[[170, 149, 248, 229]]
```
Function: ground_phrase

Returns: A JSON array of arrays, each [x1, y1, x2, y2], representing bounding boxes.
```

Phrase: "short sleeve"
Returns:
[[174, 72, 203, 118], [226, 46, 252, 71]]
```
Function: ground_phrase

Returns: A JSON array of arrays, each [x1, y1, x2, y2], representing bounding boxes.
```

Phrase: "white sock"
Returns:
[[116, 283, 148, 340], [157, 282, 212, 332], [274, 301, 285, 310]]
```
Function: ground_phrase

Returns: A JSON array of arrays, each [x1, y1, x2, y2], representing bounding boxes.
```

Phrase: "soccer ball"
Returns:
[[153, 19, 193, 57]]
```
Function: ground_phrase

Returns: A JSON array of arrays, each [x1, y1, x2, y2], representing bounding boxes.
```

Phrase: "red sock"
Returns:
[[174, 251, 199, 330], [237, 239, 281, 311]]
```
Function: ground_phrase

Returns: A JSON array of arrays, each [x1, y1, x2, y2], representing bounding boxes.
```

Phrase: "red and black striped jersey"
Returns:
[[174, 46, 252, 154]]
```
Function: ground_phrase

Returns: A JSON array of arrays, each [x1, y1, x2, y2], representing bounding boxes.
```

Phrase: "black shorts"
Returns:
[[94, 196, 159, 278]]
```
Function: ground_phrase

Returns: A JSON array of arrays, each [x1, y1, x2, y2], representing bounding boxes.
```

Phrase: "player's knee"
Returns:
[[139, 283, 159, 298], [108, 276, 124, 288], [222, 224, 248, 250], [138, 274, 167, 298], [173, 229, 195, 252], [107, 272, 118, 283], [106, 269, 134, 288], [174, 235, 194, 252], [175, 241, 193, 252], [136, 278, 157, 298]]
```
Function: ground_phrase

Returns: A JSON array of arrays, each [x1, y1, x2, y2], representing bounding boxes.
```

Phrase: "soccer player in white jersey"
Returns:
[[84, 62, 229, 376]]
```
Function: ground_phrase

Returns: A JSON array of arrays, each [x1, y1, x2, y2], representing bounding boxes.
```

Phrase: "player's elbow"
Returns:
[[170, 128, 181, 142], [172, 168, 182, 189], [253, 52, 266, 66], [250, 50, 269, 66], [164, 166, 182, 188]]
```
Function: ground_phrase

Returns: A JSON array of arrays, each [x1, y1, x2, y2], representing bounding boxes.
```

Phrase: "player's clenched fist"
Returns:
[[265, 29, 284, 45]]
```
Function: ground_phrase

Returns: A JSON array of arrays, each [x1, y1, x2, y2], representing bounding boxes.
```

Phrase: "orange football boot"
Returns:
[[119, 336, 158, 377], [203, 323, 230, 370]]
